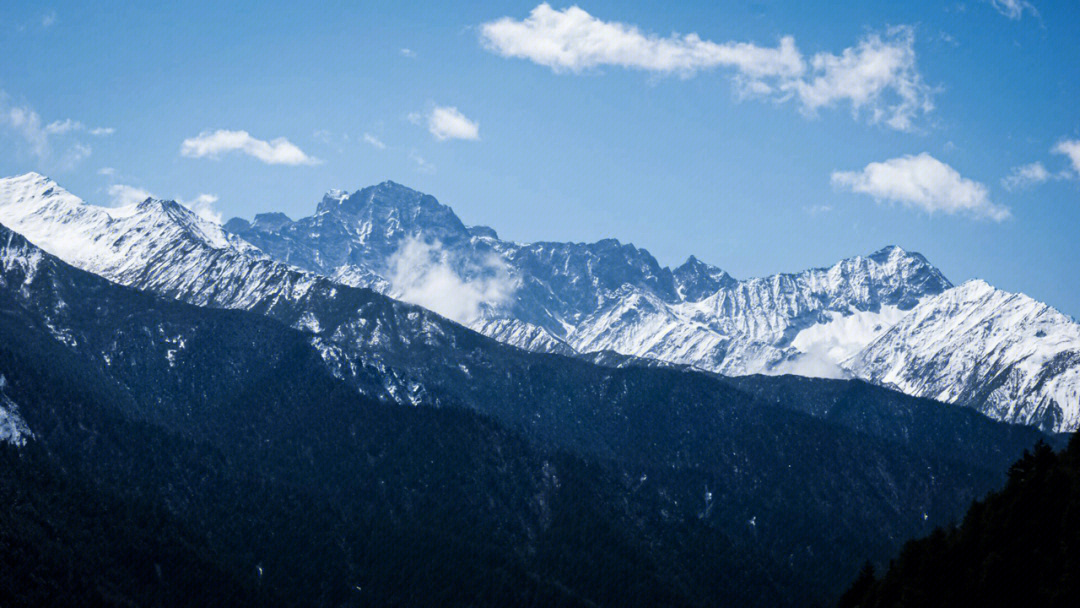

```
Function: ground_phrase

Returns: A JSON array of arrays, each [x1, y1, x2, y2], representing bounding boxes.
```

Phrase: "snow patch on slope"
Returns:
[[793, 305, 906, 365], [0, 375, 33, 447]]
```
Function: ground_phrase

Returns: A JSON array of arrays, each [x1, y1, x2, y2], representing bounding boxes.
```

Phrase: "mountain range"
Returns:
[[1, 173, 1077, 432], [221, 178, 1079, 432], [0, 172, 1066, 605]]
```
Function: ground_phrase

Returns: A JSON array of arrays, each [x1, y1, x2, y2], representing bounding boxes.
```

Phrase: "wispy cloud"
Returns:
[[97, 167, 116, 176], [107, 184, 154, 207], [426, 106, 480, 141], [45, 119, 82, 135], [832, 153, 1009, 221], [1002, 162, 1052, 190], [58, 142, 92, 171], [400, 48, 417, 58], [1, 95, 49, 159], [42, 11, 56, 28], [803, 204, 833, 215], [987, 0, 1038, 20], [1001, 140, 1080, 189], [409, 150, 435, 174], [0, 91, 94, 170], [179, 193, 223, 224], [480, 4, 934, 130], [180, 129, 320, 165], [44, 119, 113, 137], [363, 132, 386, 149]]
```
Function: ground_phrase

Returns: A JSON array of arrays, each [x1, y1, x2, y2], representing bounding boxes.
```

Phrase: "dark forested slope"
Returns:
[[839, 435, 1080, 608]]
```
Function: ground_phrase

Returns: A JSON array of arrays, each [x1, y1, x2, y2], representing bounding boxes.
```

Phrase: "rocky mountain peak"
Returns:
[[251, 212, 293, 232], [673, 255, 735, 301]]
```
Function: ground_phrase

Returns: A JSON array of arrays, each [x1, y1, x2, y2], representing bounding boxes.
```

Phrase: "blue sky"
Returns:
[[2, 1, 1079, 315]]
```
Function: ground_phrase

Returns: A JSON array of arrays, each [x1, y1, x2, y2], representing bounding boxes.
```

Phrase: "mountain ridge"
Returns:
[[2, 173, 1078, 431], [214, 177, 1080, 431]]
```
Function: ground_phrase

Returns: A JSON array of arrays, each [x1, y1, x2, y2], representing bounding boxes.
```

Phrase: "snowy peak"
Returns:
[[314, 180, 470, 240], [820, 245, 951, 309], [849, 279, 1080, 432], [0, 173, 256, 282], [0, 172, 96, 219], [673, 255, 735, 301]]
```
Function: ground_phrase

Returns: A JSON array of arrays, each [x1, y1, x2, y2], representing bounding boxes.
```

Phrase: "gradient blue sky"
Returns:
[[2, 1, 1079, 315]]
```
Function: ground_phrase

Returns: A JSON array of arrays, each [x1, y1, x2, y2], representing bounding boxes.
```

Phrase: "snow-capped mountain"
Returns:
[[3, 173, 1079, 431], [225, 180, 952, 374], [849, 280, 1080, 432], [0, 173, 505, 406], [222, 180, 1080, 431]]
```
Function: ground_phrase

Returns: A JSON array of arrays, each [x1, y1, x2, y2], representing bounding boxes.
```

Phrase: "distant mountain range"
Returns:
[[1, 173, 1077, 431]]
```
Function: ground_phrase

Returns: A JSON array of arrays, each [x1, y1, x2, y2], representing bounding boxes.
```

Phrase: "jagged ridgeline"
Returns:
[[839, 435, 1080, 608], [2, 173, 1077, 432], [0, 215, 1055, 605]]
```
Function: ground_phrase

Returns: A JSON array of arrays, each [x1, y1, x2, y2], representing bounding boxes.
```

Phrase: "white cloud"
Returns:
[[426, 106, 480, 141], [832, 153, 1010, 221], [42, 11, 56, 27], [1053, 139, 1080, 175], [180, 129, 319, 165], [363, 132, 386, 149], [987, 0, 1038, 19], [400, 48, 416, 58], [107, 184, 154, 207], [386, 237, 519, 324], [1002, 162, 1052, 190], [45, 119, 83, 135], [480, 4, 802, 77], [785, 27, 932, 131], [98, 166, 116, 176], [89, 126, 115, 136], [479, 4, 933, 130]]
